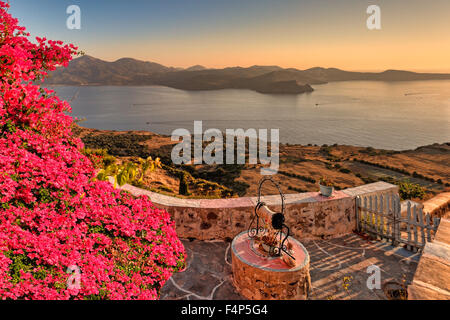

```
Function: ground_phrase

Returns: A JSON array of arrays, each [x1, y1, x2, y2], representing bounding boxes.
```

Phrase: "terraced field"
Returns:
[[74, 124, 449, 202]]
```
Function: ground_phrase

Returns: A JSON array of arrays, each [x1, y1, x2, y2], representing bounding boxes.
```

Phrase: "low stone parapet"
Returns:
[[115, 181, 398, 241], [408, 218, 450, 300], [423, 192, 450, 218], [342, 181, 398, 198]]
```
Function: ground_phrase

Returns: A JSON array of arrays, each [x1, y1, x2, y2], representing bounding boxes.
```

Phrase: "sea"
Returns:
[[50, 80, 450, 151]]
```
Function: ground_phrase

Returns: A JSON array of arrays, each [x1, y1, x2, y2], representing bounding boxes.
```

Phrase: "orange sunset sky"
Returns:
[[10, 0, 450, 72]]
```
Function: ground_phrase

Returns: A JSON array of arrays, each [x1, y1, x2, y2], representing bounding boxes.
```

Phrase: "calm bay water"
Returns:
[[51, 80, 450, 150]]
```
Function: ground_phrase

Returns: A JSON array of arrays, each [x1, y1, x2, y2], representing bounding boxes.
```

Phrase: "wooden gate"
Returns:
[[356, 194, 440, 252]]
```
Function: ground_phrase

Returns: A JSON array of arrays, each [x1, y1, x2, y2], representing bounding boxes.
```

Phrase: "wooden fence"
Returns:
[[356, 194, 440, 252]]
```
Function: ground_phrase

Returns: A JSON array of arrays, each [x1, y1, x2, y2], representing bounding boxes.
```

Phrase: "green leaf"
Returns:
[[96, 170, 107, 181], [117, 172, 128, 186]]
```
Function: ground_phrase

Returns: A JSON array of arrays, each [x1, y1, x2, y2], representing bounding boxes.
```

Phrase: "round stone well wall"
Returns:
[[231, 231, 311, 300]]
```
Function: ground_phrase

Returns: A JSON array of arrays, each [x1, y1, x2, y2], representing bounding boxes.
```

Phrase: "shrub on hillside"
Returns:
[[0, 2, 184, 299], [339, 168, 351, 174], [398, 181, 426, 200], [81, 148, 116, 169]]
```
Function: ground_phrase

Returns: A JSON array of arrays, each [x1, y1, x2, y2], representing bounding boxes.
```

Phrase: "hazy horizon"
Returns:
[[78, 54, 450, 74], [10, 0, 450, 73]]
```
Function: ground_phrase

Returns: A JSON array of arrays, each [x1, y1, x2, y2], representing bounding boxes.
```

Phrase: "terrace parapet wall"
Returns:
[[408, 218, 450, 300], [116, 181, 398, 241], [422, 192, 450, 218], [341, 181, 398, 198]]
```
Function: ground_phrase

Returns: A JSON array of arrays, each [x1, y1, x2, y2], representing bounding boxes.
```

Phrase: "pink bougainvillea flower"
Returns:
[[0, 1, 185, 300]]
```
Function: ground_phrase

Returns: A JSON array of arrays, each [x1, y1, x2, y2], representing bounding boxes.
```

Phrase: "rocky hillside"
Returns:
[[46, 56, 450, 94]]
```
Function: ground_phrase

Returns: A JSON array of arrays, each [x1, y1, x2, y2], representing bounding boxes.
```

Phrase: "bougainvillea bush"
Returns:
[[0, 2, 185, 299]]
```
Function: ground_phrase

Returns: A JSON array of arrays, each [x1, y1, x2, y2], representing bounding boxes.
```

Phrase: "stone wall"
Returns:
[[342, 181, 398, 198], [116, 181, 397, 241], [422, 192, 450, 218], [408, 218, 450, 300], [231, 231, 311, 300]]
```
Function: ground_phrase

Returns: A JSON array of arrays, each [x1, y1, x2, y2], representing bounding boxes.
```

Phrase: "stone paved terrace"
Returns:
[[160, 233, 419, 300], [114, 179, 426, 300]]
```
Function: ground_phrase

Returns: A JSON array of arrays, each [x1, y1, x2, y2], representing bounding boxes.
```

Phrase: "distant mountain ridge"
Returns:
[[46, 55, 450, 94]]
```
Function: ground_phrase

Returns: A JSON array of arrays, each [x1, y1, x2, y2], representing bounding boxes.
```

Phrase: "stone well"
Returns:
[[231, 231, 311, 300]]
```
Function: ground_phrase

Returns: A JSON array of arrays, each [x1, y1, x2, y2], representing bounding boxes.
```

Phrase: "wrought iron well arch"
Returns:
[[248, 177, 294, 259]]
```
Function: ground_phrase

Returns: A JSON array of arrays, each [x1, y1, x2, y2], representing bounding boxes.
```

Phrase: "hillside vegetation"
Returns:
[[73, 126, 449, 202]]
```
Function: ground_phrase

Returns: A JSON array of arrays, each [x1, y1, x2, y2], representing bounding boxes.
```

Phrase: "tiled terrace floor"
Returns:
[[160, 233, 419, 300]]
